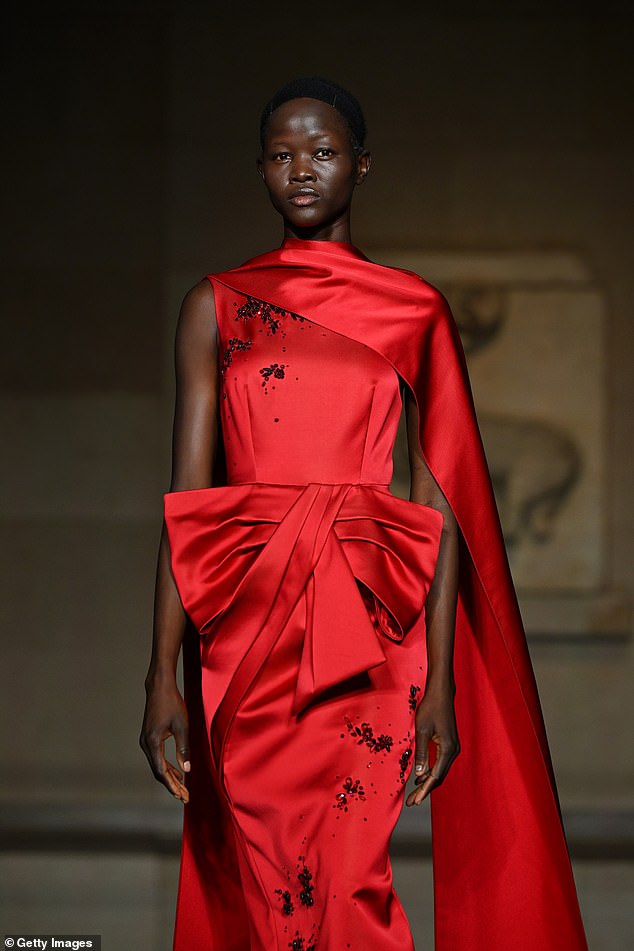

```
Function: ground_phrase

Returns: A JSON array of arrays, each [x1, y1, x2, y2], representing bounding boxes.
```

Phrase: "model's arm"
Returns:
[[402, 386, 461, 806], [139, 279, 219, 803]]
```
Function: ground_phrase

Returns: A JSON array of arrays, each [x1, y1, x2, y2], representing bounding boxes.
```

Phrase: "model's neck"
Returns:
[[282, 221, 353, 244]]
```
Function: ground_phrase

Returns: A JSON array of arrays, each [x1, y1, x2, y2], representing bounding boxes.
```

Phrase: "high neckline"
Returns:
[[279, 236, 366, 258]]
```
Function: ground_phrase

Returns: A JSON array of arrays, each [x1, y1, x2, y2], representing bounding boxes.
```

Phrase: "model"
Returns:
[[140, 76, 589, 950]]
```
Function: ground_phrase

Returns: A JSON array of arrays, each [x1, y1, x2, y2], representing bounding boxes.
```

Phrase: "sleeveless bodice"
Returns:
[[211, 285, 403, 486]]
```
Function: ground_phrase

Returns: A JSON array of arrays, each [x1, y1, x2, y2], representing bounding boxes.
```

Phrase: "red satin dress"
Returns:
[[164, 237, 589, 951], [164, 278, 443, 950]]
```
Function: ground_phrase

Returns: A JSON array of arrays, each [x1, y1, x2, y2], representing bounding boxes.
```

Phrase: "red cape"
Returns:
[[184, 236, 588, 950]]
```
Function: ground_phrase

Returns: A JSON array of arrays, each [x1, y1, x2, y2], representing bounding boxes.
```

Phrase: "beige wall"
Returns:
[[2, 10, 632, 817]]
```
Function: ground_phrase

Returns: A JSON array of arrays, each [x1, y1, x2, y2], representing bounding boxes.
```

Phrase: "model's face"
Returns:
[[257, 98, 370, 239]]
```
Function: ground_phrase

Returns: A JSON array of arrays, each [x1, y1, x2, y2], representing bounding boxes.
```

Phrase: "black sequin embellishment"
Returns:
[[234, 295, 305, 339], [399, 748, 412, 783], [259, 362, 287, 394], [274, 887, 294, 916], [221, 337, 252, 384], [344, 716, 393, 754], [288, 932, 316, 951], [297, 862, 314, 907], [408, 684, 421, 712], [334, 776, 367, 811]]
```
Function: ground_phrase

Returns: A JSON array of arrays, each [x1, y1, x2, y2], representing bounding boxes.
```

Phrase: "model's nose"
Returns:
[[289, 158, 316, 182]]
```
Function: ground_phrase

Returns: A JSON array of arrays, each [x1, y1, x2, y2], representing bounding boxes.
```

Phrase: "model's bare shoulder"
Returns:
[[175, 277, 218, 353], [186, 275, 216, 303], [182, 277, 217, 320]]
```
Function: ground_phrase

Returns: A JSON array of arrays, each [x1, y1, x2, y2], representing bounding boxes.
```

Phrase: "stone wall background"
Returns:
[[2, 6, 632, 947]]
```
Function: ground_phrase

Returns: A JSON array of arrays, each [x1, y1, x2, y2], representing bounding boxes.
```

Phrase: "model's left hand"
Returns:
[[405, 686, 460, 806]]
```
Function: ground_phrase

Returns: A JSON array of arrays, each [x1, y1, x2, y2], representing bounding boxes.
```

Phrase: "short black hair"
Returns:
[[259, 76, 367, 154]]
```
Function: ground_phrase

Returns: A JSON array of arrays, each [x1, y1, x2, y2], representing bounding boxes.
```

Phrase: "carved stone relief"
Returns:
[[377, 250, 607, 604]]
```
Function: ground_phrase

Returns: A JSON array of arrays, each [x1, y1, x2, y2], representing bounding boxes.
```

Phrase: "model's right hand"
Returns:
[[140, 675, 190, 803]]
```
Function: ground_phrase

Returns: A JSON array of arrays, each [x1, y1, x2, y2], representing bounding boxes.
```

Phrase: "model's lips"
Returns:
[[288, 188, 320, 207]]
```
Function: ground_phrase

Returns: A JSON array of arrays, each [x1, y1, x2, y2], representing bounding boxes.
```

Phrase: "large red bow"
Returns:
[[164, 482, 443, 730]]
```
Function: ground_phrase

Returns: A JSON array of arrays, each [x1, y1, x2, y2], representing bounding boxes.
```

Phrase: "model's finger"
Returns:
[[409, 736, 460, 805], [145, 731, 169, 779], [174, 722, 191, 772], [144, 730, 187, 801], [429, 742, 453, 782], [165, 764, 189, 802], [410, 770, 439, 804], [413, 727, 431, 780], [431, 733, 460, 783]]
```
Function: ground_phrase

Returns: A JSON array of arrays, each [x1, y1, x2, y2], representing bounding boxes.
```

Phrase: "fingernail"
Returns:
[[184, 761, 191, 771], [415, 764, 423, 772]]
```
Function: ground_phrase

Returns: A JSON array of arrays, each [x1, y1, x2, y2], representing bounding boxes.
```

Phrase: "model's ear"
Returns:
[[356, 150, 371, 185], [256, 157, 265, 182]]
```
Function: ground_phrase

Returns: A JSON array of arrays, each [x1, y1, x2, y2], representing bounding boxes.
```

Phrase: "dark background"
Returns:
[[2, 5, 632, 947]]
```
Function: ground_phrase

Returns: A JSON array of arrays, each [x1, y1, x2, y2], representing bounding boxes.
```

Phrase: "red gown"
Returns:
[[163, 237, 589, 950]]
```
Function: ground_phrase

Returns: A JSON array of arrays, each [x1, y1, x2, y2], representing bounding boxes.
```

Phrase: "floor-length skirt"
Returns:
[[166, 482, 444, 950]]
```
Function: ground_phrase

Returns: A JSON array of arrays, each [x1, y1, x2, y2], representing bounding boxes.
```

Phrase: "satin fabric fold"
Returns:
[[164, 481, 444, 775]]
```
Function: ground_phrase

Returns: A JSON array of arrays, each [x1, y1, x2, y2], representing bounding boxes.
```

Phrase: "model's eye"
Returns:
[[272, 151, 291, 161], [315, 148, 334, 158]]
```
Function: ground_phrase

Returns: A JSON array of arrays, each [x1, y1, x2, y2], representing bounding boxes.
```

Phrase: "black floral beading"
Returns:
[[408, 684, 422, 712], [234, 295, 305, 338], [288, 932, 316, 951], [334, 776, 367, 811], [221, 337, 252, 385], [343, 716, 393, 754], [297, 862, 315, 907], [274, 887, 294, 916], [259, 362, 288, 394], [399, 748, 412, 783]]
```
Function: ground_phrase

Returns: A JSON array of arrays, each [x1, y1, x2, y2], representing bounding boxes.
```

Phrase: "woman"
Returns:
[[140, 77, 588, 951]]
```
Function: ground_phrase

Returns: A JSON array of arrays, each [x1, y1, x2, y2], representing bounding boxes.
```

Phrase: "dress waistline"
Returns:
[[170, 479, 393, 492], [163, 480, 444, 735]]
